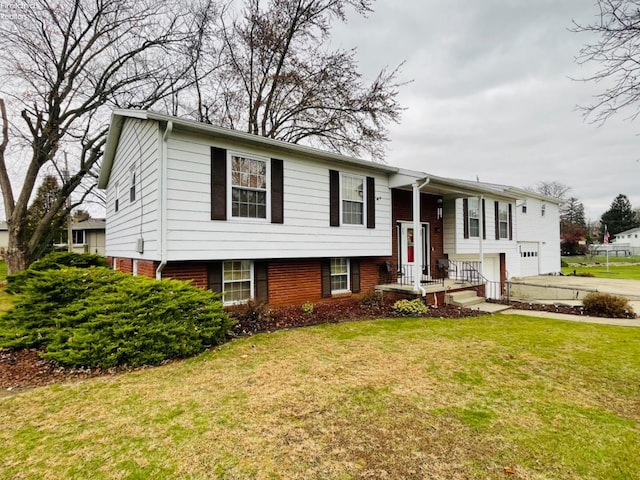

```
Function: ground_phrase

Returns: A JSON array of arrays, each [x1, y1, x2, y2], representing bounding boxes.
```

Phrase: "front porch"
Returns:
[[375, 259, 504, 306]]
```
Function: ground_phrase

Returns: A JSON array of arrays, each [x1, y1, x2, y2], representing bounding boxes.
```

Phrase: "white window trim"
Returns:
[[498, 202, 509, 239], [340, 172, 366, 227], [222, 260, 255, 305], [330, 257, 351, 294], [129, 166, 137, 203], [468, 197, 480, 238], [114, 182, 120, 212], [227, 151, 271, 222]]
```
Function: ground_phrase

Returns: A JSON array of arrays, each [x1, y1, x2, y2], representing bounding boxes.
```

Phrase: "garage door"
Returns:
[[519, 242, 539, 277]]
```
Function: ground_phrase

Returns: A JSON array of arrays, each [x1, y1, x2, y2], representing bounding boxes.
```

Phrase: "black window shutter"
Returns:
[[255, 261, 269, 302], [329, 170, 340, 227], [463, 198, 469, 239], [366, 176, 375, 229], [271, 159, 284, 224], [208, 262, 223, 293], [508, 203, 513, 240], [494, 201, 500, 240], [321, 259, 332, 298], [482, 199, 486, 240], [211, 147, 227, 220], [350, 259, 361, 293]]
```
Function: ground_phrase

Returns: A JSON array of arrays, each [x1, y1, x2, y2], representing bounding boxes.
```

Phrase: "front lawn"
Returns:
[[561, 263, 640, 280], [2, 315, 639, 479]]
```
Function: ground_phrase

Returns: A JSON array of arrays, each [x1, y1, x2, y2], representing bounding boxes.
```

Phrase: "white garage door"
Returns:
[[519, 242, 539, 277]]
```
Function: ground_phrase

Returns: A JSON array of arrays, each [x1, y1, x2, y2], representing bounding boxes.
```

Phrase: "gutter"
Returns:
[[156, 120, 173, 280]]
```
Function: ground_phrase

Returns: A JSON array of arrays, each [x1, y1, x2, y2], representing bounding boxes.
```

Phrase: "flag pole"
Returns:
[[604, 224, 610, 272]]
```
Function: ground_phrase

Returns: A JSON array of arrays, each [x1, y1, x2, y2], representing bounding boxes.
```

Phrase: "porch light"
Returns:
[[437, 198, 443, 219]]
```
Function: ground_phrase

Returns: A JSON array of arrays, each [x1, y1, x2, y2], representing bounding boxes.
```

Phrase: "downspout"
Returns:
[[478, 195, 484, 278], [413, 178, 431, 297], [156, 120, 173, 280]]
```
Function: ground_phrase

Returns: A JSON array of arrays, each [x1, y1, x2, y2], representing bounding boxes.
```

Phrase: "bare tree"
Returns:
[[195, 0, 404, 160], [572, 0, 640, 122], [533, 181, 572, 200], [0, 0, 210, 273]]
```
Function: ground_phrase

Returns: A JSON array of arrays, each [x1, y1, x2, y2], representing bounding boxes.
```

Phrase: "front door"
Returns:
[[398, 222, 430, 280]]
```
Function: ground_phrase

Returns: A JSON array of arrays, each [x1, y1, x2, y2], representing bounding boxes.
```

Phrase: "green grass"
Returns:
[[564, 254, 640, 264], [562, 263, 640, 280], [2, 315, 639, 479]]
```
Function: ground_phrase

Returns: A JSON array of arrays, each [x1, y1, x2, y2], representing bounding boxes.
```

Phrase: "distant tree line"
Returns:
[[533, 182, 640, 255]]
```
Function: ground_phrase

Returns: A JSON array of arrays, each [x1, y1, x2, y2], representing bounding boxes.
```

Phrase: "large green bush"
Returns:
[[6, 251, 108, 294], [0, 267, 233, 368]]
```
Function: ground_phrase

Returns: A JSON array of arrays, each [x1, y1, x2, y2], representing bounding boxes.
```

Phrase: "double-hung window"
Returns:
[[341, 174, 364, 225], [330, 258, 350, 292], [498, 203, 509, 239], [223, 260, 252, 304], [129, 167, 136, 203], [231, 155, 268, 219], [468, 198, 480, 238], [72, 230, 85, 245]]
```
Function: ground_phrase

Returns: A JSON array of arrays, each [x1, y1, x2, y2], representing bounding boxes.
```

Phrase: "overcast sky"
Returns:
[[333, 0, 639, 221]]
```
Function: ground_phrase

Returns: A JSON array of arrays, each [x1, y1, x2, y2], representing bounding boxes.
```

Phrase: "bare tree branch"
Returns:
[[572, 0, 640, 123]]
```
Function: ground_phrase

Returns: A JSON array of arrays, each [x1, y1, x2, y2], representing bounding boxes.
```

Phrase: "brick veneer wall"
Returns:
[[109, 256, 389, 306], [392, 189, 445, 277]]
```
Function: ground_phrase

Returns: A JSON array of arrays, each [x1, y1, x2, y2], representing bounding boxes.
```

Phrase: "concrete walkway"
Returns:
[[500, 275, 640, 326], [500, 308, 640, 327]]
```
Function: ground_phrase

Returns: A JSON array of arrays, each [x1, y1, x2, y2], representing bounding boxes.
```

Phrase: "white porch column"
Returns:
[[413, 182, 422, 293], [412, 179, 430, 295]]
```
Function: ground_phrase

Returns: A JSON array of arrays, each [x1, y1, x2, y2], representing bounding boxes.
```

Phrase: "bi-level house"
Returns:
[[98, 110, 560, 306]]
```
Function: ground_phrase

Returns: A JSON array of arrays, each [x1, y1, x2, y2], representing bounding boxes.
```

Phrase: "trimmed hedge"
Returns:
[[0, 266, 233, 368]]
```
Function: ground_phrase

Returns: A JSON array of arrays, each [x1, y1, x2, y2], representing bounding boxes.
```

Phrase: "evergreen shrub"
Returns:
[[0, 267, 233, 368], [6, 251, 108, 294], [582, 292, 635, 318]]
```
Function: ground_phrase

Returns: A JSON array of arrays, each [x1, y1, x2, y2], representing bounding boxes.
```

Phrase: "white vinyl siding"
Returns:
[[162, 130, 391, 261], [104, 118, 160, 259]]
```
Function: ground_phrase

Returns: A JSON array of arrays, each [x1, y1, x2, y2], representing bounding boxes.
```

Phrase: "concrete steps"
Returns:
[[445, 290, 485, 307], [445, 290, 512, 313]]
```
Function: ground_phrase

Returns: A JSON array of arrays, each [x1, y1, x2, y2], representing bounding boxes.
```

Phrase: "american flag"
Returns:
[[604, 225, 610, 244]]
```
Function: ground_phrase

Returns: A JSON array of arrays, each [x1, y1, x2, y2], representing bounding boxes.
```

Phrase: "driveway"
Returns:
[[515, 275, 640, 299], [508, 275, 640, 314]]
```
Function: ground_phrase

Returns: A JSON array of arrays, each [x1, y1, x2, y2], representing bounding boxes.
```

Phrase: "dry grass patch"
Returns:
[[1, 316, 639, 479]]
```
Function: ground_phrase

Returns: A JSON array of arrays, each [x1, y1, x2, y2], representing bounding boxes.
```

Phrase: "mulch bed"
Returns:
[[3, 297, 634, 392]]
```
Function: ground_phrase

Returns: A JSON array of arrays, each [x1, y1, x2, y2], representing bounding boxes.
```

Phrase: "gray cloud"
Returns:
[[334, 0, 639, 220]]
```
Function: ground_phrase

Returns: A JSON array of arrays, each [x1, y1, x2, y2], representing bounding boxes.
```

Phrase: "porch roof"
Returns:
[[389, 170, 519, 201]]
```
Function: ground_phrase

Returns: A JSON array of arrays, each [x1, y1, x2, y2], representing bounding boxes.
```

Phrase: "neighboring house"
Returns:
[[610, 226, 640, 255], [68, 218, 107, 256], [612, 226, 640, 247], [98, 110, 561, 306], [0, 221, 7, 258], [0, 219, 106, 258]]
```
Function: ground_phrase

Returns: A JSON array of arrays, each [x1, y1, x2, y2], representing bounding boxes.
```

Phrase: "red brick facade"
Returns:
[[109, 256, 392, 307], [392, 190, 445, 278]]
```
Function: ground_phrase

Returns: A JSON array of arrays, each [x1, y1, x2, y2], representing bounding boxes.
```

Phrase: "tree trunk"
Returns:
[[5, 222, 30, 275]]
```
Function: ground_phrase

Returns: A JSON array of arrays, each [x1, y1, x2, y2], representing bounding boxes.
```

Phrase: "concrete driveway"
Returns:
[[508, 275, 640, 313]]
